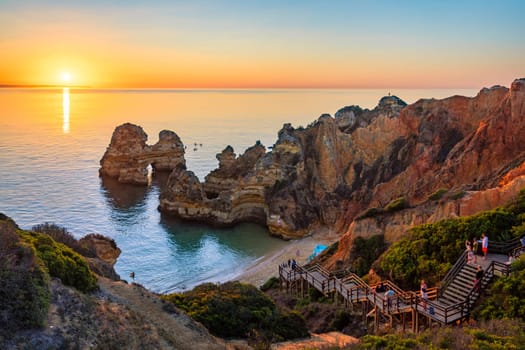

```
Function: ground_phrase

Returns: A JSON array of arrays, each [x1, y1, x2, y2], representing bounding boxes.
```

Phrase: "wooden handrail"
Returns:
[[440, 250, 467, 294], [489, 237, 521, 254], [279, 245, 519, 327]]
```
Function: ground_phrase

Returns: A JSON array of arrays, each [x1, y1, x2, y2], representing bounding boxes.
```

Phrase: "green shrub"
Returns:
[[0, 217, 50, 334], [19, 230, 97, 292], [374, 207, 519, 289], [450, 190, 467, 200], [162, 281, 308, 342], [260, 277, 279, 291], [32, 222, 96, 257], [330, 309, 352, 331], [429, 188, 448, 201], [356, 207, 384, 220], [350, 235, 387, 276], [352, 320, 525, 349], [473, 255, 525, 321], [507, 188, 525, 215], [384, 197, 408, 212]]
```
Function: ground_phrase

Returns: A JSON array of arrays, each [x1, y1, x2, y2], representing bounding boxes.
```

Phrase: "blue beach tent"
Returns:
[[307, 244, 328, 262]]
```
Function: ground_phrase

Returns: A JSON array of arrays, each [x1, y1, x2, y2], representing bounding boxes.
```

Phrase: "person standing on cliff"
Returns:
[[481, 233, 489, 260]]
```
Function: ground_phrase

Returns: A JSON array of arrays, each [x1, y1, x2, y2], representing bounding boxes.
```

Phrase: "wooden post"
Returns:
[[374, 306, 379, 334]]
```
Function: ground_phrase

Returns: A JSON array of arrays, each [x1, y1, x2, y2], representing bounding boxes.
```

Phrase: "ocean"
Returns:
[[0, 87, 477, 293]]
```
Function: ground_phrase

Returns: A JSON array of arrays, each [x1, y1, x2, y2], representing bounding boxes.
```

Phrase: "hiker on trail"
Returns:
[[474, 265, 484, 292], [420, 279, 428, 310], [481, 233, 489, 260]]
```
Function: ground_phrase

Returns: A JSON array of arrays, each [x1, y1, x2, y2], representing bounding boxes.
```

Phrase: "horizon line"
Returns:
[[0, 84, 482, 91]]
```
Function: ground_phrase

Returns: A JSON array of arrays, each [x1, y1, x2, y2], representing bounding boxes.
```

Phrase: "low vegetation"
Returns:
[[162, 281, 309, 344], [19, 230, 98, 293], [473, 255, 525, 321], [384, 196, 408, 212], [32, 222, 95, 257], [347, 319, 525, 349], [350, 235, 387, 276], [373, 188, 525, 289], [428, 188, 448, 201], [0, 216, 50, 335]]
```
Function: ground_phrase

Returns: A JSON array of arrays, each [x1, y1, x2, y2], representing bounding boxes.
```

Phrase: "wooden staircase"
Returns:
[[439, 263, 478, 306], [279, 237, 523, 332]]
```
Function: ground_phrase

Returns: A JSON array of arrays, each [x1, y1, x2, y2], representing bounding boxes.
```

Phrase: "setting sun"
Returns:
[[61, 72, 72, 83]]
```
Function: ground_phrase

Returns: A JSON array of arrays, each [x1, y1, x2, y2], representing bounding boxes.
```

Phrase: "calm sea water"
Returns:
[[0, 87, 477, 292]]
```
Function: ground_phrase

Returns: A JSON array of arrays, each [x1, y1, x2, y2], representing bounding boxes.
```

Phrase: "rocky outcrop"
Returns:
[[110, 79, 525, 243], [159, 97, 411, 239], [99, 123, 185, 185], [79, 233, 122, 280]]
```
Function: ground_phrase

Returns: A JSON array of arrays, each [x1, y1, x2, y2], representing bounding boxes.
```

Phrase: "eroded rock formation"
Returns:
[[99, 123, 185, 184], [104, 79, 525, 243]]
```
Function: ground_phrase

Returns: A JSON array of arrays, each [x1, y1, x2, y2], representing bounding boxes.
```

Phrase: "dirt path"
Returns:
[[97, 277, 228, 350]]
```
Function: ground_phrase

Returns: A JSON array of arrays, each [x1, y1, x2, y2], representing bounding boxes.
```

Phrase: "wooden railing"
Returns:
[[511, 244, 525, 258], [439, 250, 467, 295], [280, 239, 520, 327], [489, 237, 521, 254]]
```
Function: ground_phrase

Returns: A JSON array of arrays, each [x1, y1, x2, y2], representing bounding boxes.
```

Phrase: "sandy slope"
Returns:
[[97, 277, 228, 350]]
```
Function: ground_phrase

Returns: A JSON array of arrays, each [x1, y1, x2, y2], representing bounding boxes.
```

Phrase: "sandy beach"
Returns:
[[236, 227, 340, 287]]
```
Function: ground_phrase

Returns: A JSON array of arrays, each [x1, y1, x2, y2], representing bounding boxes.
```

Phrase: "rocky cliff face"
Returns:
[[99, 123, 185, 184], [104, 79, 525, 243], [325, 78, 525, 268]]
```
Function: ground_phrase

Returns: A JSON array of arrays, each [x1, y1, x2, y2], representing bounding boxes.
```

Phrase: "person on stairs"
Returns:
[[420, 279, 428, 311], [474, 265, 484, 292]]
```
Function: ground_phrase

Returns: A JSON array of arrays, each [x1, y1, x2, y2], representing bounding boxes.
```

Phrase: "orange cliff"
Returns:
[[99, 79, 525, 246]]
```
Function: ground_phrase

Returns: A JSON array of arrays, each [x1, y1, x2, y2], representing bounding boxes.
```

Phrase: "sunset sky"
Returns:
[[1, 0, 524, 88]]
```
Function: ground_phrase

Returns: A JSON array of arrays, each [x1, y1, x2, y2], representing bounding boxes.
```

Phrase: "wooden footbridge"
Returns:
[[279, 238, 524, 333]]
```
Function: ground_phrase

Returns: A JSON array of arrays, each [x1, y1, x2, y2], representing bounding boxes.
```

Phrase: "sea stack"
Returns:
[[99, 123, 186, 184]]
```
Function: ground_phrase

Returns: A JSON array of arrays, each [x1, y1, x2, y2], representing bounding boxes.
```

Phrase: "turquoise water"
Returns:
[[0, 88, 477, 292]]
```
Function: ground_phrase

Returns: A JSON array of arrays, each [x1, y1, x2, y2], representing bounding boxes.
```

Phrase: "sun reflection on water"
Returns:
[[62, 88, 70, 133]]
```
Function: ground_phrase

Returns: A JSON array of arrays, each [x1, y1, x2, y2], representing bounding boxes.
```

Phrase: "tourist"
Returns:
[[420, 279, 428, 310], [465, 239, 472, 251], [505, 253, 514, 265], [520, 235, 525, 246], [375, 282, 385, 293], [466, 246, 475, 264], [472, 237, 479, 255], [474, 265, 484, 292], [481, 233, 489, 260], [384, 287, 395, 309], [291, 259, 297, 270]]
